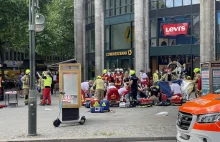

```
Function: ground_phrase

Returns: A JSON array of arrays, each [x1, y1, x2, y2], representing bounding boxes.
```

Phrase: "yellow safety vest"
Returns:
[[21, 75, 30, 89], [95, 79, 104, 90], [153, 73, 159, 82], [44, 75, 52, 87]]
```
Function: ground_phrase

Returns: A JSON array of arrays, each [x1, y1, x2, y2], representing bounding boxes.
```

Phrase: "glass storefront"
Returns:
[[217, 11, 220, 43], [150, 55, 200, 78], [105, 0, 134, 17]]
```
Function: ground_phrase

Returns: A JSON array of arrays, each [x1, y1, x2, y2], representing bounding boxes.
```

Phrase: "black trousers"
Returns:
[[131, 89, 138, 100], [51, 82, 55, 95]]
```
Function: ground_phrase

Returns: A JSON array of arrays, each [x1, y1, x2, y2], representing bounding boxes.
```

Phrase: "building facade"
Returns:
[[74, 0, 220, 80]]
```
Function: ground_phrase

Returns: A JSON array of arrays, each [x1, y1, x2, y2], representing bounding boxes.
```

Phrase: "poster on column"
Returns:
[[201, 68, 209, 96], [212, 69, 220, 92], [62, 73, 78, 104]]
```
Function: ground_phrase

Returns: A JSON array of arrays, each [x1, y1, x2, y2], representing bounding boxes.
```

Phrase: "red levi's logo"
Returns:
[[162, 23, 189, 36]]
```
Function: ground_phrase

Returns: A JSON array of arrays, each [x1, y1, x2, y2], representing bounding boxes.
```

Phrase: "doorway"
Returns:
[[106, 57, 131, 71]]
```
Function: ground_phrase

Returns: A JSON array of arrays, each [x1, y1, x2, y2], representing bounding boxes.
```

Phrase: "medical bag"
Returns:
[[170, 94, 182, 105], [110, 100, 119, 107], [90, 107, 104, 113], [91, 100, 100, 107], [84, 98, 94, 108], [139, 98, 153, 106], [100, 100, 110, 112]]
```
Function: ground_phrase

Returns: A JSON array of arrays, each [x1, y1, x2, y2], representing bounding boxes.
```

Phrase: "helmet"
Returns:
[[119, 68, 123, 72], [193, 68, 200, 73], [25, 69, 30, 74], [103, 69, 107, 74], [97, 76, 102, 79], [116, 68, 119, 71], [42, 71, 45, 75], [187, 76, 191, 79], [130, 70, 135, 76]]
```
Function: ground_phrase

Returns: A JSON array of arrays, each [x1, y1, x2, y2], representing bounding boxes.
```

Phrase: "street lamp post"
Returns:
[[28, 0, 37, 136]]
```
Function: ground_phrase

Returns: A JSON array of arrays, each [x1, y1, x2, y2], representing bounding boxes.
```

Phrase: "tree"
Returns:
[[0, 0, 29, 79], [36, 0, 74, 62]]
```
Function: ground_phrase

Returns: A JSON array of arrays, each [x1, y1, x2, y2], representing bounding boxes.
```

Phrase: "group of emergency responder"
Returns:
[[19, 69, 53, 105], [81, 66, 202, 104]]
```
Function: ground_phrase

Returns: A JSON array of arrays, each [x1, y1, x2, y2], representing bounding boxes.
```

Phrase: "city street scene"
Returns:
[[1, 0, 220, 142]]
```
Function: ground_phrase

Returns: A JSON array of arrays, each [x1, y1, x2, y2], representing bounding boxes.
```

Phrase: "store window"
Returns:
[[105, 26, 110, 50], [111, 23, 131, 50], [157, 15, 193, 47], [151, 19, 157, 38], [150, 0, 157, 10], [158, 0, 166, 9]]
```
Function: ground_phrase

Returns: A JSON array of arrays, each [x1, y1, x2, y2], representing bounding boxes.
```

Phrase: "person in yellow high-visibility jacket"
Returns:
[[92, 76, 105, 100], [21, 69, 30, 105], [153, 70, 159, 83], [40, 71, 52, 105]]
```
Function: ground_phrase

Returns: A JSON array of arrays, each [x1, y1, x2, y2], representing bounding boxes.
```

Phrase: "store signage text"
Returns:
[[163, 23, 189, 36], [106, 50, 132, 57]]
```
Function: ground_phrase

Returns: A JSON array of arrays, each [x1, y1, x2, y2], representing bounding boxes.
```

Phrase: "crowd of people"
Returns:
[[18, 69, 59, 105], [81, 67, 202, 105]]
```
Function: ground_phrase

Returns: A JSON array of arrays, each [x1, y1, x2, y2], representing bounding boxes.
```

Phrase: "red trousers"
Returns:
[[115, 85, 121, 89], [42, 88, 51, 105], [107, 88, 120, 101]]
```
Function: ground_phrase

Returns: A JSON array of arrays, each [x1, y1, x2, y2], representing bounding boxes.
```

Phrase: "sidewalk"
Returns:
[[0, 93, 179, 141]]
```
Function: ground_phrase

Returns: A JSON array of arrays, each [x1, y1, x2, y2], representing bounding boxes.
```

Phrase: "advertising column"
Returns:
[[201, 66, 209, 96]]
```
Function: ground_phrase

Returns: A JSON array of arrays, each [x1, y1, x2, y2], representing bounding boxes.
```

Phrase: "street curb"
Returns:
[[3, 136, 176, 142]]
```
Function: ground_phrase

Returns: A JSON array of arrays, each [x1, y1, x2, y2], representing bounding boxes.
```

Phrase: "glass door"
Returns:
[[120, 58, 130, 71]]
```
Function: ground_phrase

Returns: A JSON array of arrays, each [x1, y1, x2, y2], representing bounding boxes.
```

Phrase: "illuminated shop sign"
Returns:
[[106, 50, 132, 57], [162, 23, 189, 36]]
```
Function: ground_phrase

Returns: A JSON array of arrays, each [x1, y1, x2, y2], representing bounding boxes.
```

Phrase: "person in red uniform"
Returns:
[[106, 83, 120, 102], [197, 75, 202, 96], [114, 71, 122, 89], [102, 69, 110, 85]]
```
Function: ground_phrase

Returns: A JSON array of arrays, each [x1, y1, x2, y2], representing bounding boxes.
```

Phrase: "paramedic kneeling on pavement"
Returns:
[[92, 76, 105, 101], [169, 82, 181, 96], [106, 83, 120, 101], [81, 80, 93, 98], [40, 71, 52, 106]]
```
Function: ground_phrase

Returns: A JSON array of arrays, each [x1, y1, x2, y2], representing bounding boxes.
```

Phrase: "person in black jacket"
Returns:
[[129, 70, 139, 100]]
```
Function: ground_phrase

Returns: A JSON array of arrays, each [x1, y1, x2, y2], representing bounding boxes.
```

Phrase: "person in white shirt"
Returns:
[[169, 82, 181, 96], [81, 80, 93, 98], [140, 70, 148, 86]]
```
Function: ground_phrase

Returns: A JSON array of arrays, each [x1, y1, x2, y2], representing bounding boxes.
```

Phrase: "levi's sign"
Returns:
[[163, 23, 189, 36]]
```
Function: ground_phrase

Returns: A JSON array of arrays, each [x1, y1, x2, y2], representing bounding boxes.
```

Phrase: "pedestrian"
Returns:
[[129, 70, 139, 101], [21, 69, 30, 105], [37, 72, 45, 101], [40, 71, 52, 106], [18, 71, 24, 98], [92, 76, 105, 101]]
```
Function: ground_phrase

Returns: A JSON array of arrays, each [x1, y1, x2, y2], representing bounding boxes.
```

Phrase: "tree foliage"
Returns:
[[0, 0, 74, 63], [36, 0, 74, 60]]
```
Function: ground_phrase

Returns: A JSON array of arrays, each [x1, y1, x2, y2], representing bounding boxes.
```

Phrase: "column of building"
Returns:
[[134, 0, 149, 75], [95, 0, 104, 76], [74, 0, 85, 80], [200, 0, 216, 63]]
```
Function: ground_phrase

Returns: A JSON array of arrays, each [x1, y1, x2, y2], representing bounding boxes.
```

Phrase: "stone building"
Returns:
[[74, 0, 219, 80]]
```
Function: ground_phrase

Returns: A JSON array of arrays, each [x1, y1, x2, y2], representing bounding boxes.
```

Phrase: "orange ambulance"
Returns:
[[176, 91, 220, 142]]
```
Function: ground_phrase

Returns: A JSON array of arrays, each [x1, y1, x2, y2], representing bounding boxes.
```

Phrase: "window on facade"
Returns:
[[111, 23, 131, 50], [174, 0, 182, 7], [166, 0, 173, 8], [150, 0, 157, 10], [105, 26, 110, 50], [217, 12, 220, 43], [85, 0, 94, 24], [183, 0, 191, 6], [192, 0, 200, 4], [153, 15, 194, 47], [192, 15, 200, 44], [85, 29, 95, 53], [158, 0, 166, 9], [151, 19, 157, 38], [105, 0, 134, 17]]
